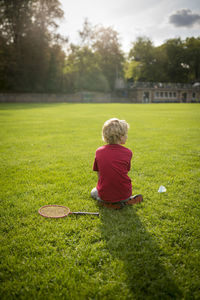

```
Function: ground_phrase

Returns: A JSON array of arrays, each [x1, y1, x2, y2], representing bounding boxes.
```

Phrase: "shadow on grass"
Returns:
[[100, 205, 182, 299]]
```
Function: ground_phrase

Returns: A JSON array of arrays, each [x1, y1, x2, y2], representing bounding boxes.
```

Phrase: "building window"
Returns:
[[155, 92, 159, 97], [169, 92, 172, 97], [165, 92, 168, 97], [173, 92, 176, 98], [192, 93, 196, 98], [160, 92, 163, 97]]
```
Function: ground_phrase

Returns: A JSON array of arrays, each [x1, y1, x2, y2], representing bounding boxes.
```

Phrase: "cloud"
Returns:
[[169, 9, 200, 27]]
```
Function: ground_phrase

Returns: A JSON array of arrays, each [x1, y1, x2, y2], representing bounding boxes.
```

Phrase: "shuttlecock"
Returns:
[[158, 185, 167, 193]]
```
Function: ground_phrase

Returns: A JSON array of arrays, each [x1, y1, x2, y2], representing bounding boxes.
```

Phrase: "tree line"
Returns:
[[0, 0, 199, 93]]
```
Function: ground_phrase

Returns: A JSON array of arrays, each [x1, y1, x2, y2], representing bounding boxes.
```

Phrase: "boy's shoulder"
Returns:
[[96, 144, 132, 155], [119, 145, 132, 156], [95, 145, 107, 153]]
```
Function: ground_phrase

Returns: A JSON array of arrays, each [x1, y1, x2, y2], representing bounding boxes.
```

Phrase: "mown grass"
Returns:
[[0, 103, 199, 299]]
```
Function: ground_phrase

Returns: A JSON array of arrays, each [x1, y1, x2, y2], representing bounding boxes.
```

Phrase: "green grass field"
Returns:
[[0, 103, 200, 299]]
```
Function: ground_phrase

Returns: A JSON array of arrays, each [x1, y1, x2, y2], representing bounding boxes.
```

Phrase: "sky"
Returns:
[[58, 0, 200, 53]]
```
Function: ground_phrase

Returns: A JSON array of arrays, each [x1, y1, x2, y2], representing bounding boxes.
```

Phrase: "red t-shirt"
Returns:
[[93, 144, 132, 202]]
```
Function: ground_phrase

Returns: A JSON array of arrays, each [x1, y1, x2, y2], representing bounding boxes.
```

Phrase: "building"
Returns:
[[117, 82, 200, 103]]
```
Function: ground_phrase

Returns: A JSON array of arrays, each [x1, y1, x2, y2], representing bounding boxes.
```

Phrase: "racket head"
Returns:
[[38, 205, 71, 218]]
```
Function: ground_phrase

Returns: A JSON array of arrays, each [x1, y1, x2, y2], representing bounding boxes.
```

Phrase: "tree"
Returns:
[[162, 38, 189, 83], [0, 0, 66, 92], [0, 0, 33, 45], [184, 37, 200, 82], [46, 44, 66, 92], [124, 60, 141, 82], [78, 18, 94, 49], [93, 26, 125, 90], [63, 21, 124, 93], [0, 0, 33, 90], [127, 36, 196, 83], [128, 37, 156, 81], [149, 44, 169, 82], [64, 44, 109, 92]]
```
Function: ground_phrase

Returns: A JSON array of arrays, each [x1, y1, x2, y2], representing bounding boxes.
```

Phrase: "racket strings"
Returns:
[[39, 205, 70, 218]]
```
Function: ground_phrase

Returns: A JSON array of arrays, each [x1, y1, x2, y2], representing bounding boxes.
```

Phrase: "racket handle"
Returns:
[[72, 212, 99, 216]]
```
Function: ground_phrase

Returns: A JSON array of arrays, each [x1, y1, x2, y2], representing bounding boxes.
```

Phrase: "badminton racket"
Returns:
[[38, 205, 99, 218]]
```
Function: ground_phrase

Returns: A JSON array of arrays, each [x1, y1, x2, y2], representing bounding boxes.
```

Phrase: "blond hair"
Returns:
[[102, 118, 129, 144]]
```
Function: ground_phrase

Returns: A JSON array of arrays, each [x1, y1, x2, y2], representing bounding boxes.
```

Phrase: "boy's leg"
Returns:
[[91, 188, 143, 209], [91, 187, 101, 201], [101, 195, 143, 209], [91, 188, 122, 209]]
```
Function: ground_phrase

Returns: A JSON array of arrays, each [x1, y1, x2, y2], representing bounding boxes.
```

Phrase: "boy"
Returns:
[[91, 118, 143, 209]]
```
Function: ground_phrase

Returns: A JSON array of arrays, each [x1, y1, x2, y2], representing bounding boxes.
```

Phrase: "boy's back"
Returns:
[[93, 144, 132, 202]]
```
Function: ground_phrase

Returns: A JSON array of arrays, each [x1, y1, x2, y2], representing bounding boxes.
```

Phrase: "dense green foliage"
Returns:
[[0, 1, 200, 94], [65, 20, 125, 92], [0, 1, 124, 93], [127, 36, 200, 83], [0, 103, 200, 299], [0, 0, 66, 92]]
